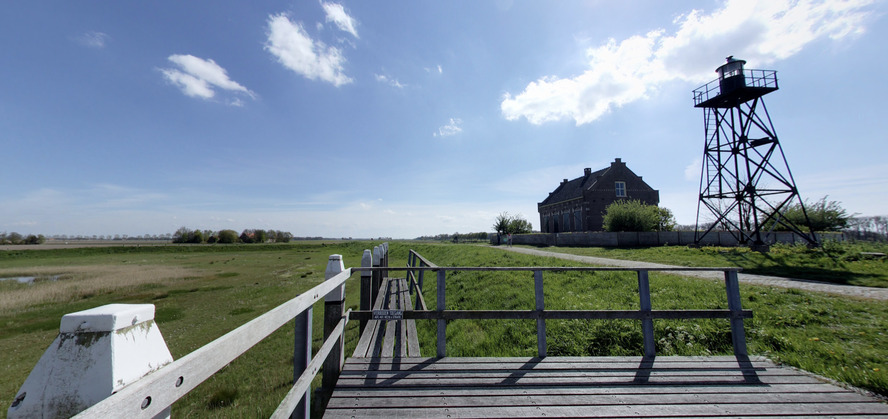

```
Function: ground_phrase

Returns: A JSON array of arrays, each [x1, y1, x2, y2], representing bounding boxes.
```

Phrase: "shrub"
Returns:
[[602, 200, 675, 232]]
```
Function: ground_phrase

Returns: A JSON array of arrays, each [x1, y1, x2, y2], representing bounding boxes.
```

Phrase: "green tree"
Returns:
[[493, 212, 533, 236], [217, 229, 239, 244], [773, 196, 852, 232], [603, 200, 674, 232]]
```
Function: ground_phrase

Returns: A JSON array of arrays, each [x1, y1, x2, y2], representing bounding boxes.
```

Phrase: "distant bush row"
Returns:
[[172, 227, 293, 244], [0, 232, 46, 245]]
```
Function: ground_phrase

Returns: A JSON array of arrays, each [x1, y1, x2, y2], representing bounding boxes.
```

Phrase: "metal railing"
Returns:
[[693, 69, 778, 106], [351, 250, 752, 359]]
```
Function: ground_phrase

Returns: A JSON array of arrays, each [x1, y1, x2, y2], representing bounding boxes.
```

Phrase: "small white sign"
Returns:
[[373, 310, 403, 320]]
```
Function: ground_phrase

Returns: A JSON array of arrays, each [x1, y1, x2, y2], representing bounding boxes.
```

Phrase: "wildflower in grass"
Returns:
[[809, 337, 820, 341]]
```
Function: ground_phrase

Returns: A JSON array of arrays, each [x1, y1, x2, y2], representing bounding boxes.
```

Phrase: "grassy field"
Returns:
[[530, 241, 888, 288], [2, 241, 886, 418]]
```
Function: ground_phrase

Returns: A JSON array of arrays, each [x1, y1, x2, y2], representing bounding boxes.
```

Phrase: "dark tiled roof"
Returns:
[[539, 167, 608, 206]]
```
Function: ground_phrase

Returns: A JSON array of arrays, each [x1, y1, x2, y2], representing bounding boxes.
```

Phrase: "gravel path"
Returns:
[[499, 246, 888, 301]]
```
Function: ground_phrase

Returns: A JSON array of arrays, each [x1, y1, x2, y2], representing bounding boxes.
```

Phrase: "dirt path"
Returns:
[[498, 246, 888, 301]]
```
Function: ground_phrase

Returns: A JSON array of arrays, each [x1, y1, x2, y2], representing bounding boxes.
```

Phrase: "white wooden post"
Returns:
[[8, 304, 173, 419], [322, 255, 345, 393]]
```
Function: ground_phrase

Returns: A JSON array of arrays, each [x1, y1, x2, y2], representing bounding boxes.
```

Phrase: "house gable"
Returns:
[[538, 158, 660, 233]]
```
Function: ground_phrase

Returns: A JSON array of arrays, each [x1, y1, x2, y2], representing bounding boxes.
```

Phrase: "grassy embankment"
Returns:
[[1, 241, 886, 418], [532, 240, 888, 288]]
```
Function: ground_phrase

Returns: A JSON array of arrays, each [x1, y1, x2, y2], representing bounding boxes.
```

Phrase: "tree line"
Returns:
[[171, 227, 293, 244], [0, 232, 46, 245]]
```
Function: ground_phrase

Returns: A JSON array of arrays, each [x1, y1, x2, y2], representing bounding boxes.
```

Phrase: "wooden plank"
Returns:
[[325, 403, 888, 418], [328, 391, 881, 409], [354, 277, 421, 358], [350, 309, 752, 320], [329, 383, 848, 398], [327, 356, 888, 417], [352, 279, 390, 357]]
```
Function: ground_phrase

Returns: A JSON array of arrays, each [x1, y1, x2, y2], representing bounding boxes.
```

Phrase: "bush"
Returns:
[[602, 200, 675, 232], [789, 197, 851, 232], [218, 229, 239, 244]]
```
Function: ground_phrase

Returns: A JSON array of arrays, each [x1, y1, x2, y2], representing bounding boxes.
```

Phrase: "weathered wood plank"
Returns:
[[352, 278, 390, 357], [327, 391, 881, 409], [326, 356, 888, 418], [325, 403, 888, 418], [329, 382, 848, 398], [353, 277, 421, 358]]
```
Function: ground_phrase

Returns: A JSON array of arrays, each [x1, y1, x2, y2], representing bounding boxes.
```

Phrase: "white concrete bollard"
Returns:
[[8, 304, 173, 419]]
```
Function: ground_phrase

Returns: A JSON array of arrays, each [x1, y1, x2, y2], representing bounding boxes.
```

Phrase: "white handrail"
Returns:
[[73, 268, 353, 418]]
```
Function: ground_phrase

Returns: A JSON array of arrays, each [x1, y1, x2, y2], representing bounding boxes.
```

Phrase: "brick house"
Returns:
[[538, 158, 659, 232]]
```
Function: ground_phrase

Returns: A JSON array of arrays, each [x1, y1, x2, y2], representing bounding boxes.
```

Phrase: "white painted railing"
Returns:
[[8, 244, 389, 419]]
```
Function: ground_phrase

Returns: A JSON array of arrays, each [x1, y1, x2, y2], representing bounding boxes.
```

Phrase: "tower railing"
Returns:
[[693, 69, 778, 106]]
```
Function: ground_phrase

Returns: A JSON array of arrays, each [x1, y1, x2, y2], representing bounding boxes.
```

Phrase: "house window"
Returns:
[[563, 213, 570, 231], [615, 181, 626, 197]]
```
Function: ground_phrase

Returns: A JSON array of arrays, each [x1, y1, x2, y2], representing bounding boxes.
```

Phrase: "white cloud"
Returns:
[[502, 0, 875, 126], [265, 13, 353, 87], [75, 31, 108, 48], [375, 73, 405, 88], [434, 118, 463, 137], [684, 157, 702, 181], [321, 2, 359, 38], [160, 54, 254, 101]]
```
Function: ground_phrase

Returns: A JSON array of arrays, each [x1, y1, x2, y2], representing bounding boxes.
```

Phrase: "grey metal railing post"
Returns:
[[534, 270, 546, 358], [725, 270, 748, 356], [371, 246, 381, 308], [322, 255, 345, 393], [637, 270, 655, 357], [359, 249, 372, 335], [292, 304, 311, 419], [436, 269, 446, 357]]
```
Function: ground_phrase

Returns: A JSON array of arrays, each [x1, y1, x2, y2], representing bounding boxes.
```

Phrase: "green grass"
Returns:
[[526, 240, 888, 288], [2, 241, 886, 419], [405, 243, 887, 397]]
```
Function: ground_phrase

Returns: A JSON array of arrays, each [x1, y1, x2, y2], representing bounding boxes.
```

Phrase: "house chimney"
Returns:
[[614, 158, 622, 164], [584, 168, 591, 176], [562, 178, 568, 184]]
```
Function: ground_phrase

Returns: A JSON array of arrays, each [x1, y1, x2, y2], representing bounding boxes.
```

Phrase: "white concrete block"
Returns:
[[8, 304, 173, 419]]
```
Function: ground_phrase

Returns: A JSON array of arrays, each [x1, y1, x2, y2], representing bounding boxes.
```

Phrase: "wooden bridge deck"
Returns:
[[325, 355, 888, 418], [353, 277, 421, 358]]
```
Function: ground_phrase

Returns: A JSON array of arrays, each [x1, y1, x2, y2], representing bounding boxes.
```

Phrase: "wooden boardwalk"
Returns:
[[325, 356, 888, 418], [353, 277, 421, 358]]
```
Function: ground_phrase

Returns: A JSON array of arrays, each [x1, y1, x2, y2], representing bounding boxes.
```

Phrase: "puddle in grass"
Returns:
[[0, 275, 61, 284]]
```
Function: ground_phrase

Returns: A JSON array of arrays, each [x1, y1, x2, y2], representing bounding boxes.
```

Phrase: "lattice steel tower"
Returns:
[[692, 57, 817, 248]]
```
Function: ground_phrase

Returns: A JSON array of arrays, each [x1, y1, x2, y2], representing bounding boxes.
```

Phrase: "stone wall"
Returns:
[[493, 231, 843, 247]]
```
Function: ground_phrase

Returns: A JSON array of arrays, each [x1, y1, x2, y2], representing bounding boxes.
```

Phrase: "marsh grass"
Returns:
[[0, 265, 198, 314]]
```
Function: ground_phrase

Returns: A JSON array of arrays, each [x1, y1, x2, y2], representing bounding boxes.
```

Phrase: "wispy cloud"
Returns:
[[375, 73, 405, 88], [321, 2, 359, 38], [265, 13, 353, 87], [501, 0, 875, 126], [74, 31, 109, 48], [160, 54, 254, 103], [434, 118, 463, 137]]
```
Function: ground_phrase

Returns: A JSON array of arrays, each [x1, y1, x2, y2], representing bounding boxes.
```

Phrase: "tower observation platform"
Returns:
[[693, 59, 778, 108]]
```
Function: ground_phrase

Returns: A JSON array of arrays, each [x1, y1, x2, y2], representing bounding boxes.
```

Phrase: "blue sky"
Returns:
[[2, 0, 886, 239]]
